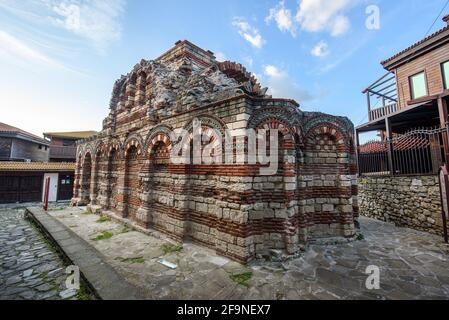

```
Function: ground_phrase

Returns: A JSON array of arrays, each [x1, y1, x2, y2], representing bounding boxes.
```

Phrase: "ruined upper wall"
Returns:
[[103, 41, 269, 133]]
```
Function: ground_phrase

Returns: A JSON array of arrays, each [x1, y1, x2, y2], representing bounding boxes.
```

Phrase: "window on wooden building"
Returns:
[[409, 72, 428, 99], [442, 61, 449, 90], [63, 139, 74, 146]]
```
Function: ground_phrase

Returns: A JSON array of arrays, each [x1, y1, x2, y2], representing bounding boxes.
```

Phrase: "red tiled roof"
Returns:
[[0, 122, 48, 145], [394, 136, 430, 151], [359, 137, 430, 154], [359, 141, 386, 154]]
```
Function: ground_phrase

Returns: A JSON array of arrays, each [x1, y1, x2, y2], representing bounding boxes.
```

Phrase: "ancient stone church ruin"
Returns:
[[72, 40, 358, 262]]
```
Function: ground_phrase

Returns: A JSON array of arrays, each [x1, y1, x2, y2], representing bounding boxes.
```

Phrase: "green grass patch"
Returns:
[[356, 233, 365, 241], [49, 207, 65, 211], [40, 271, 49, 281], [229, 271, 253, 287], [119, 225, 130, 234], [92, 231, 113, 241], [115, 256, 145, 264], [96, 215, 111, 223], [161, 243, 183, 255], [76, 283, 92, 300]]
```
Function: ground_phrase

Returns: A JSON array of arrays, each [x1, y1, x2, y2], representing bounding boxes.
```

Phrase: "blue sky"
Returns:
[[0, 0, 447, 139]]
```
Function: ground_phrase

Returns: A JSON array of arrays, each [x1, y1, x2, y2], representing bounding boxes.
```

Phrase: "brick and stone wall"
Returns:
[[359, 175, 444, 236], [71, 41, 358, 263]]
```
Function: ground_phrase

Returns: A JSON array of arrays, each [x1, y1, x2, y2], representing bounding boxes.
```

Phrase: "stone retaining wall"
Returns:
[[359, 175, 444, 236]]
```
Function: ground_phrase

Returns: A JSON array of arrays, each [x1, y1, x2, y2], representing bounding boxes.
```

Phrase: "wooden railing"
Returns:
[[49, 146, 76, 159], [369, 103, 398, 122]]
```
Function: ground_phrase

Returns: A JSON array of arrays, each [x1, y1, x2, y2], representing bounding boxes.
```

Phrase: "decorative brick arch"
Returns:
[[77, 151, 83, 162], [124, 134, 144, 158], [105, 139, 122, 157], [305, 123, 350, 152], [303, 112, 353, 142], [79, 150, 93, 205], [147, 132, 172, 156], [184, 114, 228, 137], [144, 125, 173, 155], [181, 115, 227, 163], [94, 140, 106, 158], [247, 107, 304, 147], [90, 140, 106, 205], [82, 147, 94, 165], [248, 107, 302, 129]]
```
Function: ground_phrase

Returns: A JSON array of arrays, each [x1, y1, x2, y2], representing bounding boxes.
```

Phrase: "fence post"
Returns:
[[355, 129, 361, 176], [446, 121, 449, 165], [43, 177, 50, 211], [385, 117, 394, 175], [438, 97, 449, 162], [439, 165, 449, 243]]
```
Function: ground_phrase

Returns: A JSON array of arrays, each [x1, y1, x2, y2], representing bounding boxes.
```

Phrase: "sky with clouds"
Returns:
[[0, 0, 448, 139]]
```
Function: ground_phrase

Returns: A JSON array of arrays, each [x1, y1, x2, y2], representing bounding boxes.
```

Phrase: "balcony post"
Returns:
[[366, 92, 372, 122], [438, 97, 449, 163], [355, 128, 361, 176], [385, 117, 394, 175]]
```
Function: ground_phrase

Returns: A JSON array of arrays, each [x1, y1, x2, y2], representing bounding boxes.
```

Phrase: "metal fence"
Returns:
[[358, 127, 447, 176]]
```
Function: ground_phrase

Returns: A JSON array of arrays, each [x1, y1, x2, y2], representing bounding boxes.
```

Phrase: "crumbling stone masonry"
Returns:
[[72, 40, 358, 262]]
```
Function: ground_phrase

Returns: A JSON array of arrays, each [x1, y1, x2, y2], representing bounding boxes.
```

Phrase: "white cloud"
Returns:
[[232, 17, 265, 48], [0, 30, 79, 73], [295, 0, 355, 37], [215, 51, 227, 62], [311, 41, 329, 57], [331, 15, 350, 36], [265, 1, 296, 37], [50, 0, 126, 52], [264, 65, 285, 78], [262, 64, 314, 102], [0, 0, 126, 53]]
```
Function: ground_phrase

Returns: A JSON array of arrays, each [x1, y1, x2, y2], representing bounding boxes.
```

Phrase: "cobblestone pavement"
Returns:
[[0, 206, 85, 300], [49, 207, 449, 300]]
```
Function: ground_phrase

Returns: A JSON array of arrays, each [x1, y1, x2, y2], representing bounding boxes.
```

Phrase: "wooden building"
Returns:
[[357, 15, 449, 236], [0, 162, 75, 203], [0, 122, 49, 162], [44, 131, 97, 162], [357, 14, 449, 175], [0, 125, 85, 204]]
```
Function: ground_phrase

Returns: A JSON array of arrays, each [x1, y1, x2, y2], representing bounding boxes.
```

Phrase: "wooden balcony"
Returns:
[[363, 72, 398, 123], [369, 103, 398, 121], [49, 145, 76, 159]]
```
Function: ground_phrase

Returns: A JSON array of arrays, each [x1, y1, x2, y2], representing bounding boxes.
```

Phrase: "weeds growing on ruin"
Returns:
[[116, 256, 145, 264], [96, 215, 111, 223], [92, 231, 113, 241], [161, 243, 183, 254], [229, 271, 253, 287]]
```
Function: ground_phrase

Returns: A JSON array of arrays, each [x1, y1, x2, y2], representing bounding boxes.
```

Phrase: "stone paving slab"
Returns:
[[38, 206, 449, 300], [25, 207, 143, 300], [0, 207, 79, 300]]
